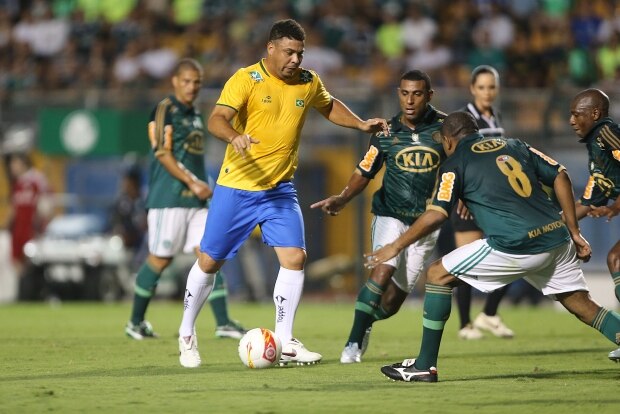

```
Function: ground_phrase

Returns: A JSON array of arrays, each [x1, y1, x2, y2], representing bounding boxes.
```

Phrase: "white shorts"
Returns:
[[442, 238, 589, 299], [372, 215, 439, 293], [147, 208, 207, 257]]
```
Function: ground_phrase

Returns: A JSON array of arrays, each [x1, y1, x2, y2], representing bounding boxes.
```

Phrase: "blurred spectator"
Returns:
[[569, 0, 602, 49], [374, 3, 404, 61], [596, 31, 620, 82], [472, 2, 514, 51], [405, 35, 453, 86], [401, 2, 437, 53], [110, 165, 147, 272], [467, 29, 505, 74], [7, 153, 51, 276]]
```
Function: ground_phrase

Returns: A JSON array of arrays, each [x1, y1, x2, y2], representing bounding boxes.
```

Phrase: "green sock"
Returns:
[[346, 280, 384, 346], [208, 271, 230, 326], [612, 272, 620, 303], [130, 262, 161, 325], [414, 284, 452, 370], [590, 307, 620, 344]]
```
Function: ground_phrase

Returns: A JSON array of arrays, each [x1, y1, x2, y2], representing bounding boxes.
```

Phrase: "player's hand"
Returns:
[[587, 205, 620, 221], [364, 243, 400, 269], [361, 118, 389, 136], [310, 196, 346, 216], [230, 134, 260, 159], [456, 200, 473, 220], [571, 232, 592, 263], [189, 180, 212, 200]]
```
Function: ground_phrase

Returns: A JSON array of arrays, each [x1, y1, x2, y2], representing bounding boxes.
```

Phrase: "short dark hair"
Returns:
[[471, 65, 499, 85], [401, 69, 432, 91], [174, 58, 203, 77], [442, 111, 479, 138], [574, 88, 610, 117], [269, 19, 305, 42]]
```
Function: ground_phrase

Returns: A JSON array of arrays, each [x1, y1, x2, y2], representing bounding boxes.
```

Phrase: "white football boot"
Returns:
[[279, 338, 322, 366], [179, 334, 201, 368], [340, 342, 362, 364], [473, 313, 514, 338]]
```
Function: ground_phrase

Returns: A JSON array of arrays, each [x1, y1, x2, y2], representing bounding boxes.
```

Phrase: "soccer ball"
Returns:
[[238, 328, 282, 369]]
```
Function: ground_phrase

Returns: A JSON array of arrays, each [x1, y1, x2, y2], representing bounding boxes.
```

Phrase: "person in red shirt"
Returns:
[[8, 153, 49, 273]]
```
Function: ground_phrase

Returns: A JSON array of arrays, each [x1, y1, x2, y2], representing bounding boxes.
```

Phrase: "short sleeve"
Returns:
[[356, 134, 385, 179]]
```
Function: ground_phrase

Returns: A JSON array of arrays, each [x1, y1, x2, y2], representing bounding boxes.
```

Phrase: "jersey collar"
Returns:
[[456, 132, 484, 151], [170, 95, 194, 114], [579, 117, 614, 143], [393, 105, 438, 132]]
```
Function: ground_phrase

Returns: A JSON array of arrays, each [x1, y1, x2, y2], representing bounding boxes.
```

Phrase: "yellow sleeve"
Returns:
[[310, 72, 332, 109], [216, 69, 253, 111]]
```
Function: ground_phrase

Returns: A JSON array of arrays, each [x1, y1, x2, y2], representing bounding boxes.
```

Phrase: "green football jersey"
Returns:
[[429, 133, 569, 254], [578, 117, 620, 206], [145, 95, 207, 209], [357, 107, 446, 225]]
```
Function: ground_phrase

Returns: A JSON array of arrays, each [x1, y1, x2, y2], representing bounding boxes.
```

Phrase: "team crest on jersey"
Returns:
[[471, 138, 506, 153], [411, 133, 419, 142], [299, 70, 313, 83], [395, 146, 441, 173], [249, 71, 264, 82]]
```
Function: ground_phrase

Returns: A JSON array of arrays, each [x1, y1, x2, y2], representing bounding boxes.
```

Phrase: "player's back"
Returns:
[[451, 134, 569, 254]]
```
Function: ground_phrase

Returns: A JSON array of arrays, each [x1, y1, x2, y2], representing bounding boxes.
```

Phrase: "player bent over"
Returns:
[[367, 112, 620, 382]]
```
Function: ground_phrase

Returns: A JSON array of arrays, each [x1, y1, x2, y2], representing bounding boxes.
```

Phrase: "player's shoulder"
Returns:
[[298, 68, 315, 84], [234, 62, 266, 84]]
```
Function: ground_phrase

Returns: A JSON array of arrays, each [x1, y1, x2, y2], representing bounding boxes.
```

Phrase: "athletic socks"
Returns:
[[590, 307, 620, 344], [207, 271, 231, 326], [346, 279, 384, 346], [612, 271, 620, 303], [414, 284, 452, 370], [130, 262, 161, 325], [273, 267, 304, 343], [483, 285, 510, 316], [179, 261, 215, 338]]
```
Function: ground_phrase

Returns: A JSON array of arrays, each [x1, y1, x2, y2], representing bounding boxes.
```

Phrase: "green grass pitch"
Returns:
[[0, 300, 618, 413]]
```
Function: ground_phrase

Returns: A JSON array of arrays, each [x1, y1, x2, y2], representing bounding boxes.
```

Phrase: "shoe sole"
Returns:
[[125, 329, 144, 340], [215, 332, 244, 339], [278, 359, 321, 367]]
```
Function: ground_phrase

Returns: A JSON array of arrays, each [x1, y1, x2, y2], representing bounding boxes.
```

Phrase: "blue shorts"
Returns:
[[200, 182, 305, 260]]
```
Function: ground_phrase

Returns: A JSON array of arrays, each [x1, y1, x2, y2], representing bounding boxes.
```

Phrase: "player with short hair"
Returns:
[[451, 65, 514, 340], [176, 19, 388, 368], [311, 69, 446, 363], [367, 111, 620, 382], [569, 88, 620, 361], [125, 58, 245, 341]]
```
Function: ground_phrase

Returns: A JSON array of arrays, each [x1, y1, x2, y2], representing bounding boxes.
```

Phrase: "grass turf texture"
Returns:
[[0, 301, 618, 413]]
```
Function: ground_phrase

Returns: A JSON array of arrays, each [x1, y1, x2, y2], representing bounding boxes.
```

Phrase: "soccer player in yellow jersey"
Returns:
[[177, 19, 388, 368]]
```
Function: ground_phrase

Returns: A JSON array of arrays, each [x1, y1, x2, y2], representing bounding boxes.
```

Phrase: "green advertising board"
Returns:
[[38, 109, 150, 156]]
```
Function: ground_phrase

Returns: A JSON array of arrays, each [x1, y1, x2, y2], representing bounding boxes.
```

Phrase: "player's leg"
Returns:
[[126, 208, 184, 340], [261, 182, 321, 365], [185, 209, 246, 339], [178, 187, 257, 367], [453, 228, 485, 340], [381, 239, 521, 382], [341, 264, 395, 363], [606, 239, 620, 303], [527, 241, 620, 362], [380, 258, 456, 383], [340, 216, 402, 363]]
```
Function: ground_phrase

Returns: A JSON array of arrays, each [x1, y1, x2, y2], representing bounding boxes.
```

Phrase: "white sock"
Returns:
[[179, 261, 215, 338], [273, 267, 304, 343]]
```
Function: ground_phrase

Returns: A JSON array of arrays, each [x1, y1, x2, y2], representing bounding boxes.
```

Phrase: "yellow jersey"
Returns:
[[215, 59, 332, 191]]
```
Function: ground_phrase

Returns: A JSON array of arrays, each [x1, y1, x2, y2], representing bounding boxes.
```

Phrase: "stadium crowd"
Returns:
[[1, 0, 620, 100]]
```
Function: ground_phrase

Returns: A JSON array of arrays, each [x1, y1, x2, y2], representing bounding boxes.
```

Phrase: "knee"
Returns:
[[607, 247, 620, 272], [197, 251, 221, 273], [426, 260, 451, 285], [369, 265, 396, 287], [280, 249, 307, 270]]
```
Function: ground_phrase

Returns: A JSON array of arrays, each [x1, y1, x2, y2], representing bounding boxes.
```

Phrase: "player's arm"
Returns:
[[208, 105, 259, 159], [553, 170, 591, 262], [148, 116, 211, 200], [365, 209, 447, 268], [315, 97, 388, 135], [311, 171, 370, 216]]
